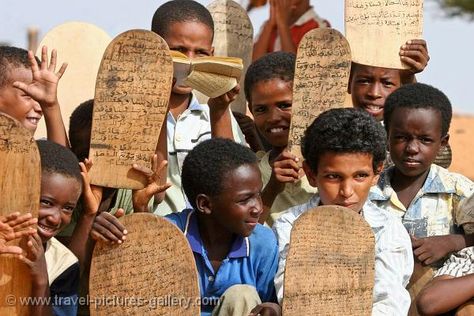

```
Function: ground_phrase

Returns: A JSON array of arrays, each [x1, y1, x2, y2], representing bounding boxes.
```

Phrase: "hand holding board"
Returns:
[[0, 114, 40, 316], [287, 29, 351, 159], [282, 206, 375, 315], [345, 0, 423, 69], [89, 213, 200, 315], [89, 30, 172, 189]]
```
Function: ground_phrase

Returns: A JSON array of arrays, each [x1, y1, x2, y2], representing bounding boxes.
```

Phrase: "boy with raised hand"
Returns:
[[252, 0, 330, 61], [370, 83, 474, 267], [91, 138, 278, 316], [0, 46, 68, 146], [113, 0, 246, 216], [244, 51, 316, 226], [257, 108, 413, 315]]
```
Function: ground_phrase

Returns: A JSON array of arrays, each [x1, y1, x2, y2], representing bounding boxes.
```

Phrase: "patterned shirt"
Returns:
[[272, 195, 413, 315], [434, 246, 474, 278], [369, 164, 474, 238]]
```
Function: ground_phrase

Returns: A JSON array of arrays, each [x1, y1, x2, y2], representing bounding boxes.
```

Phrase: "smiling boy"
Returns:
[[267, 108, 413, 314]]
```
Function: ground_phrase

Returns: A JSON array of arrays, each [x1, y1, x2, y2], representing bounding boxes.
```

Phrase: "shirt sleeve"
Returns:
[[434, 246, 474, 278], [230, 110, 248, 146], [50, 262, 80, 316], [255, 231, 279, 303], [272, 215, 294, 305], [372, 220, 413, 315]]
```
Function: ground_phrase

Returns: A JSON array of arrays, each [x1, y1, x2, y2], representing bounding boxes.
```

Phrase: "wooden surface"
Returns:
[[345, 0, 424, 69], [0, 114, 41, 316], [89, 213, 200, 315], [35, 22, 111, 138], [287, 29, 351, 159], [208, 0, 253, 113], [282, 206, 375, 315], [89, 30, 172, 189]]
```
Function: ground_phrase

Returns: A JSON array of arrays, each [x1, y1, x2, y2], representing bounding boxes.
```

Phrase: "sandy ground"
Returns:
[[449, 114, 474, 180]]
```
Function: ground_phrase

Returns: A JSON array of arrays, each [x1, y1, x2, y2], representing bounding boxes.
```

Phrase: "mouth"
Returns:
[[362, 104, 384, 115], [37, 223, 59, 238], [26, 117, 41, 125], [402, 158, 422, 166], [267, 126, 289, 134]]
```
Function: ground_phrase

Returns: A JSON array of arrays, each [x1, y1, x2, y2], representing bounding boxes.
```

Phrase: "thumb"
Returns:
[[115, 208, 125, 218]]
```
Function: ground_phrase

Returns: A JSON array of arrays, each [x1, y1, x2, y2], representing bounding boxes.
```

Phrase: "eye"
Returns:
[[196, 50, 210, 57], [420, 137, 433, 144], [325, 174, 340, 180], [252, 105, 267, 114], [354, 173, 369, 180], [277, 102, 292, 110], [356, 78, 370, 84], [62, 206, 75, 213], [382, 79, 395, 87], [40, 199, 52, 207]]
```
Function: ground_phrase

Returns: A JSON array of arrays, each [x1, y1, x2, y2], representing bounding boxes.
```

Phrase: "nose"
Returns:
[[267, 107, 282, 123], [339, 180, 354, 199], [367, 83, 382, 99], [250, 195, 263, 217], [405, 139, 419, 155], [33, 100, 42, 115], [45, 209, 61, 227]]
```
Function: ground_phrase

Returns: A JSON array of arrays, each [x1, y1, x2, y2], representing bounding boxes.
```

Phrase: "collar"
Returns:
[[188, 93, 207, 112], [370, 164, 457, 201], [183, 210, 250, 258], [294, 7, 318, 26]]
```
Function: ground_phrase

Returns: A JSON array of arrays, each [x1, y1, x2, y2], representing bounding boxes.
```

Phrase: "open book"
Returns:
[[170, 50, 243, 98]]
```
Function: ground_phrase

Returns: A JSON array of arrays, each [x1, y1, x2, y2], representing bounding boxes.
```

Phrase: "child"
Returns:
[[252, 0, 330, 60], [91, 138, 279, 316], [18, 140, 84, 315], [263, 108, 413, 314], [370, 83, 474, 266], [348, 40, 429, 122], [244, 51, 316, 226], [416, 245, 474, 315], [0, 212, 37, 255], [113, 0, 246, 216], [0, 46, 68, 146]]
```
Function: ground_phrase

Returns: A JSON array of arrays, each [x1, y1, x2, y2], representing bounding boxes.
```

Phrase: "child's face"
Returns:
[[206, 163, 262, 237], [350, 64, 401, 121], [388, 107, 447, 178], [163, 21, 214, 95], [37, 172, 81, 243], [0, 67, 42, 132], [250, 78, 292, 149], [304, 152, 381, 213]]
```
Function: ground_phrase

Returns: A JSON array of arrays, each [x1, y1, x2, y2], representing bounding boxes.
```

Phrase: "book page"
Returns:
[[345, 0, 423, 69], [185, 70, 237, 98], [192, 59, 242, 79]]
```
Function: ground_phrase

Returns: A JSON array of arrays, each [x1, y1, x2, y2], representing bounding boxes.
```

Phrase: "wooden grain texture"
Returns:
[[287, 29, 351, 159], [0, 114, 41, 316], [89, 213, 200, 315], [35, 22, 111, 138], [345, 0, 424, 69], [282, 206, 375, 316], [89, 30, 172, 189], [207, 0, 253, 114]]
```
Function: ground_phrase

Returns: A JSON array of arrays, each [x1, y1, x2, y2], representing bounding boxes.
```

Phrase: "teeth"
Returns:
[[366, 105, 382, 111], [270, 128, 284, 133], [39, 224, 55, 232], [27, 118, 39, 124]]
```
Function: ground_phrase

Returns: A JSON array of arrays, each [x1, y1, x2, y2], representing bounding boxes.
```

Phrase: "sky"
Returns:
[[1, 0, 473, 114]]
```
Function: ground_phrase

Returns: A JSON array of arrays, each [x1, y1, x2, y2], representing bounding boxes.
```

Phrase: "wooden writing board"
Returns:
[[345, 0, 424, 69], [208, 0, 253, 114], [89, 213, 200, 315], [89, 30, 172, 189], [287, 29, 351, 159], [35, 22, 111, 138], [282, 206, 375, 315], [0, 114, 41, 316]]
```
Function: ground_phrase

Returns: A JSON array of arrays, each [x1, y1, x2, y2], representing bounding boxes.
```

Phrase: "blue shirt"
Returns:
[[166, 209, 278, 315]]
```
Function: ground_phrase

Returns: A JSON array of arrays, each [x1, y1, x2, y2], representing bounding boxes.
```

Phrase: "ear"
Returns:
[[302, 161, 318, 188], [347, 62, 355, 94], [196, 194, 212, 215], [372, 162, 384, 186], [441, 133, 449, 147], [210, 46, 215, 57]]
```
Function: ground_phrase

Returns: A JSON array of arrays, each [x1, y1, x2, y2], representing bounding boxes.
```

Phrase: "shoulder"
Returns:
[[250, 224, 277, 247], [272, 196, 319, 239], [431, 164, 474, 195], [165, 208, 194, 232], [363, 201, 410, 244], [45, 238, 79, 285]]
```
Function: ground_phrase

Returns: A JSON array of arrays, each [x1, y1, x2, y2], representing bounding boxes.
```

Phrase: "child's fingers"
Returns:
[[114, 208, 126, 219], [0, 245, 23, 255], [12, 81, 29, 94], [40, 46, 48, 70], [132, 164, 154, 178], [12, 217, 37, 232], [94, 213, 127, 240], [3, 212, 24, 224], [91, 221, 125, 243], [84, 158, 93, 170], [28, 50, 40, 73], [48, 49, 57, 71], [405, 39, 427, 47], [417, 251, 432, 264], [56, 62, 68, 79], [90, 230, 116, 243]]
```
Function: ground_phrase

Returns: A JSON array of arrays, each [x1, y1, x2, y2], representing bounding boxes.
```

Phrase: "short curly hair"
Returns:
[[69, 99, 93, 161], [37, 140, 83, 186], [244, 51, 296, 103], [0, 46, 39, 88], [383, 83, 452, 137], [182, 138, 258, 209], [302, 108, 387, 172], [151, 0, 214, 40]]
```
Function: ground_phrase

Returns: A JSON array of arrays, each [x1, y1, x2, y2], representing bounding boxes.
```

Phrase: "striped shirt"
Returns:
[[272, 195, 413, 315], [435, 246, 474, 278]]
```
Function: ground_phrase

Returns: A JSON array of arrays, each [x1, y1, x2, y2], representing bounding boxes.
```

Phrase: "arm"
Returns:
[[19, 233, 53, 316], [273, 0, 297, 55], [13, 46, 68, 146], [208, 85, 240, 140], [417, 274, 474, 316], [260, 151, 301, 224], [0, 212, 37, 255], [252, 0, 277, 61], [411, 233, 473, 265], [399, 39, 429, 84]]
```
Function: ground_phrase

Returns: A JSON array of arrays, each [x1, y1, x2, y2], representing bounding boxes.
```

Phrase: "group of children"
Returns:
[[1, 0, 473, 315]]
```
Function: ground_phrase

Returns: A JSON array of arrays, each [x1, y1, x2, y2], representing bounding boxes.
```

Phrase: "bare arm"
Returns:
[[208, 85, 240, 140], [252, 1, 277, 61]]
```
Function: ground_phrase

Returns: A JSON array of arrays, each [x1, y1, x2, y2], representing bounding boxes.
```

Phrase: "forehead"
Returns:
[[318, 152, 374, 172], [352, 63, 400, 79], [164, 20, 213, 46], [220, 163, 260, 186], [1, 67, 31, 87], [41, 172, 81, 199], [250, 78, 292, 102], [390, 106, 442, 129]]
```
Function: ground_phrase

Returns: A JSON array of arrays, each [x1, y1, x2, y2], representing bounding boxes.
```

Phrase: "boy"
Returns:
[[370, 83, 474, 266], [91, 138, 279, 316], [0, 46, 68, 146], [18, 140, 84, 315], [266, 108, 413, 314], [244, 51, 316, 226], [114, 0, 246, 216], [252, 0, 330, 60]]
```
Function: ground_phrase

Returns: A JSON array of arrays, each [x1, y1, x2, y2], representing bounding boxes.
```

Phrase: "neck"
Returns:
[[169, 92, 191, 119], [391, 167, 430, 193], [196, 213, 234, 251]]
